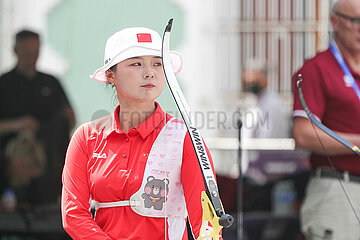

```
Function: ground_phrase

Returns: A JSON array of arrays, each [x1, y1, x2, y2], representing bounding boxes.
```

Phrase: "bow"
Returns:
[[296, 74, 360, 155], [296, 74, 360, 225], [161, 19, 234, 239]]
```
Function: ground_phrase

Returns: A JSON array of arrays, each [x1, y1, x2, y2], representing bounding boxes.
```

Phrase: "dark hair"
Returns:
[[110, 64, 117, 72], [15, 30, 40, 44]]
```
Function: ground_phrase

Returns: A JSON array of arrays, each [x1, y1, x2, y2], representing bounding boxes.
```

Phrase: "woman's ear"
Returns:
[[105, 69, 115, 85]]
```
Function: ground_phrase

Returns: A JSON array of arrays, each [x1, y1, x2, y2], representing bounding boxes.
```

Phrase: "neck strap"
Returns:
[[330, 40, 360, 102]]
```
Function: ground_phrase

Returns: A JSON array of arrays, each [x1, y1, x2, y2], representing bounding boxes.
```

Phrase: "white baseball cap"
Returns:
[[90, 27, 182, 82]]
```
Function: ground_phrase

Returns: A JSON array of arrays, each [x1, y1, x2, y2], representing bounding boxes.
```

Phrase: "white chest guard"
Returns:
[[93, 118, 188, 219]]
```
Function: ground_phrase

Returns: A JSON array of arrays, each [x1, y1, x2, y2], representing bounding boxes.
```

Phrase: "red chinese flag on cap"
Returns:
[[137, 33, 152, 43]]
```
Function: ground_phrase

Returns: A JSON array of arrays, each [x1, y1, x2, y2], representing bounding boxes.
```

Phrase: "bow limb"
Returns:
[[161, 19, 233, 239], [296, 74, 360, 155]]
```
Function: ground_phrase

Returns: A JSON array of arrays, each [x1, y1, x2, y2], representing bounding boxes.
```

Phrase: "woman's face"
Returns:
[[107, 56, 165, 105]]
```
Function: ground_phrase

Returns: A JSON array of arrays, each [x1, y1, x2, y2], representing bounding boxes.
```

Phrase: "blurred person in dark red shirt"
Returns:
[[292, 0, 360, 239]]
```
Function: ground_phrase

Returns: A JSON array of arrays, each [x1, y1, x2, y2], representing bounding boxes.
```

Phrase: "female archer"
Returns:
[[61, 27, 221, 240]]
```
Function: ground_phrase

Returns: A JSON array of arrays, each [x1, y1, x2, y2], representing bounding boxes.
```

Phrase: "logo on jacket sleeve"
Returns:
[[141, 176, 169, 210]]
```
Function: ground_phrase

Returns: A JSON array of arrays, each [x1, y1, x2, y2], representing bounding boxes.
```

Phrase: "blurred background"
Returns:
[[0, 0, 338, 239]]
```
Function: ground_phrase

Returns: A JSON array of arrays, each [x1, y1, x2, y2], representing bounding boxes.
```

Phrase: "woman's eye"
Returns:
[[131, 62, 141, 66], [154, 62, 162, 66]]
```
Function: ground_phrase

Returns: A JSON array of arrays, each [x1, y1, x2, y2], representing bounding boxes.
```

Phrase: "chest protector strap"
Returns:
[[93, 118, 188, 218]]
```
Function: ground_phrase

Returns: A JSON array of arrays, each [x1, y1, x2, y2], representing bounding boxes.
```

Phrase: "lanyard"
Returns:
[[330, 40, 360, 102]]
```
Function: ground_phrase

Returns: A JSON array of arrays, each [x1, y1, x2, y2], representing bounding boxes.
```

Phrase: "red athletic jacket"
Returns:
[[61, 103, 220, 239]]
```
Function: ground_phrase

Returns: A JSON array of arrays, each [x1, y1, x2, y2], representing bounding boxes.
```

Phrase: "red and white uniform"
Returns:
[[61, 102, 217, 240]]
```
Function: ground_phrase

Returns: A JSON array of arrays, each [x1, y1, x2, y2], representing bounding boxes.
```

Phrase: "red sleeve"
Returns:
[[181, 132, 222, 239], [61, 124, 112, 240], [293, 59, 327, 120]]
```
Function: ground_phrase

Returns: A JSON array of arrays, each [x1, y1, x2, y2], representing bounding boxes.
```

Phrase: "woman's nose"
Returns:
[[144, 68, 155, 79]]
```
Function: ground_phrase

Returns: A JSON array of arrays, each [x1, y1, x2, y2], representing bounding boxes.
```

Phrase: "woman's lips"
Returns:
[[142, 84, 155, 88]]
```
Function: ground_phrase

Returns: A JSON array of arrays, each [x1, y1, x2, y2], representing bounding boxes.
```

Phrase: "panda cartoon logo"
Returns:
[[141, 176, 169, 210]]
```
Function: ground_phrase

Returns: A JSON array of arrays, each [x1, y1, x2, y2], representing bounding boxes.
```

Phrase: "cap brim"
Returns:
[[90, 46, 183, 82]]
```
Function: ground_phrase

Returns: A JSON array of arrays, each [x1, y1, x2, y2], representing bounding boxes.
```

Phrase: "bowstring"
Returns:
[[164, 110, 168, 240]]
